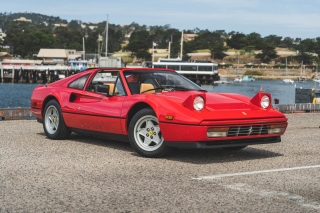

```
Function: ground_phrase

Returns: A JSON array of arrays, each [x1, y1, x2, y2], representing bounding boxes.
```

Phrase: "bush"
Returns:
[[243, 70, 264, 76]]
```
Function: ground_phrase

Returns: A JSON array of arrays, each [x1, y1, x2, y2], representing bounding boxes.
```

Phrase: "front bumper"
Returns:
[[164, 136, 281, 149]]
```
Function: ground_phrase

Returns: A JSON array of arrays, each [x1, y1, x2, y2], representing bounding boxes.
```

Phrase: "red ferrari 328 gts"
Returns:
[[31, 67, 288, 158]]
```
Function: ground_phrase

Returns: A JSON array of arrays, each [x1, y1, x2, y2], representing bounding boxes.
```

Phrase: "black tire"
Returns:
[[222, 146, 247, 150], [128, 108, 168, 158], [43, 100, 71, 140]]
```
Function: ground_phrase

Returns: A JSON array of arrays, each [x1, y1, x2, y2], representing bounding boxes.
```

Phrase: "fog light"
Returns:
[[207, 127, 229, 138], [268, 124, 286, 134]]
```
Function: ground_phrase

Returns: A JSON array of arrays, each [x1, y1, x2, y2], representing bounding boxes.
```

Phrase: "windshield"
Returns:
[[124, 70, 205, 94]]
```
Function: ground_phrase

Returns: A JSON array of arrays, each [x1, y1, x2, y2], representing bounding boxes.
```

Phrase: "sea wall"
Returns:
[[0, 108, 35, 120]]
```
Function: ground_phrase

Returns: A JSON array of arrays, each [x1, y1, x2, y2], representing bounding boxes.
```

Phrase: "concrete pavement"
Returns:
[[1, 113, 320, 212]]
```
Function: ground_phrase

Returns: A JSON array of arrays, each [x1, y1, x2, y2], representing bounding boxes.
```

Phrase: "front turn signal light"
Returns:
[[268, 124, 287, 134], [207, 127, 229, 138]]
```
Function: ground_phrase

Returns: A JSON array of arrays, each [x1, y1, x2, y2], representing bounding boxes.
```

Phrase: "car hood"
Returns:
[[158, 91, 253, 110], [156, 91, 285, 122], [205, 92, 254, 110]]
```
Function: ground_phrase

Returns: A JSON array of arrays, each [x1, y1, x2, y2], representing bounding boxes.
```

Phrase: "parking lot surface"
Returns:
[[1, 113, 320, 212]]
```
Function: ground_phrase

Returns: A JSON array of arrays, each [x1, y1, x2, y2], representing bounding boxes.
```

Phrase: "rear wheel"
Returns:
[[43, 100, 71, 139], [128, 108, 168, 158]]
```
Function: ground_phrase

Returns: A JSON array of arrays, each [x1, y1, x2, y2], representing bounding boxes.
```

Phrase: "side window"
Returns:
[[68, 74, 90, 90], [114, 77, 126, 96]]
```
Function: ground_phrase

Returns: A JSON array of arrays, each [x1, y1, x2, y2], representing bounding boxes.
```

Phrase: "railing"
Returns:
[[273, 103, 320, 113]]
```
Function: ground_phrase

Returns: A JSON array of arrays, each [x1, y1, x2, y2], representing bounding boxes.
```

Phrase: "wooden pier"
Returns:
[[0, 65, 78, 84]]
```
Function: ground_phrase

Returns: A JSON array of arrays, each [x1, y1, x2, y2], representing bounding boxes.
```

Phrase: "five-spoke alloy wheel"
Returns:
[[43, 100, 71, 139], [129, 108, 168, 158]]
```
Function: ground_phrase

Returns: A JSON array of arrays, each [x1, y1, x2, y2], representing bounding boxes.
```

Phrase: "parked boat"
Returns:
[[314, 77, 320, 83], [313, 63, 320, 83], [298, 61, 306, 82], [234, 75, 242, 82], [234, 53, 242, 82], [214, 76, 233, 84], [242, 75, 255, 81], [283, 78, 294, 84], [282, 58, 294, 84]]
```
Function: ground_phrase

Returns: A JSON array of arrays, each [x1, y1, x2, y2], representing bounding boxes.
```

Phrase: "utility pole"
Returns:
[[82, 37, 85, 60], [168, 41, 171, 59], [105, 14, 109, 67], [180, 31, 183, 59]]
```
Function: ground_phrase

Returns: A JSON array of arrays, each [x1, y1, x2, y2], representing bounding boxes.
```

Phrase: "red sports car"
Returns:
[[31, 67, 288, 158]]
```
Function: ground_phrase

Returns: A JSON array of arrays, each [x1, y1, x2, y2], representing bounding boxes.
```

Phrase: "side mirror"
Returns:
[[95, 84, 112, 96]]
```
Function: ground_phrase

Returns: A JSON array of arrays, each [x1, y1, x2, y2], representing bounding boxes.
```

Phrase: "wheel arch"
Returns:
[[126, 102, 155, 131], [41, 95, 60, 117]]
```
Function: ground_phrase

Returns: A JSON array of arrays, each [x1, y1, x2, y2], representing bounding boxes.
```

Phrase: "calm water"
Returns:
[[0, 80, 319, 108]]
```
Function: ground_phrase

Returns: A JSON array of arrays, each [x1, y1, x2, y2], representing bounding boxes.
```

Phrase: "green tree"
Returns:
[[126, 40, 148, 54], [264, 35, 282, 47], [191, 30, 227, 60], [226, 32, 246, 49], [246, 32, 264, 50], [126, 30, 150, 54], [4, 21, 30, 56], [255, 43, 278, 63], [23, 28, 54, 58], [295, 38, 316, 64], [136, 50, 151, 61], [53, 26, 71, 48], [279, 37, 294, 49], [107, 28, 124, 53], [169, 41, 180, 58], [68, 20, 81, 31]]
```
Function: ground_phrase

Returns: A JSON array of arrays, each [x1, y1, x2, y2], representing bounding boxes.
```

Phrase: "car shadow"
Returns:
[[38, 132, 283, 164], [163, 147, 283, 164]]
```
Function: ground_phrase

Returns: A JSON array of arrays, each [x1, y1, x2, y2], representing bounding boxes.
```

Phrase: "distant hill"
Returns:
[[0, 12, 67, 31]]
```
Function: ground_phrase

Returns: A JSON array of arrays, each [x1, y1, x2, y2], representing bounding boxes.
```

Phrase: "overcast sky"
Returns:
[[2, 0, 320, 39]]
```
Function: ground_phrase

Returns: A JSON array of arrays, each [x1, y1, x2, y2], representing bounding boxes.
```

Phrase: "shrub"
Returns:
[[243, 70, 264, 76]]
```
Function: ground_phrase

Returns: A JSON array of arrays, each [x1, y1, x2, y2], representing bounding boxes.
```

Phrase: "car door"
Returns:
[[63, 72, 126, 134]]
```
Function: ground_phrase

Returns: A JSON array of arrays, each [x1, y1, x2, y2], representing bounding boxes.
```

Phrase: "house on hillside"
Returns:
[[183, 34, 198, 42], [0, 28, 6, 40], [53, 23, 68, 27], [0, 52, 13, 61], [14, 17, 32, 23]]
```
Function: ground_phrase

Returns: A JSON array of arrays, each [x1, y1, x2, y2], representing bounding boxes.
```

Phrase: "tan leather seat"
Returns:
[[103, 83, 115, 94], [140, 83, 155, 94]]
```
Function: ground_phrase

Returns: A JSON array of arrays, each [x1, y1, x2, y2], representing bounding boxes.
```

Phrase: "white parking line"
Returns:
[[223, 183, 320, 211], [193, 165, 320, 180]]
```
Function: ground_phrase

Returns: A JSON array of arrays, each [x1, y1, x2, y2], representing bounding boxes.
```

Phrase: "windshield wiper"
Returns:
[[163, 86, 190, 91]]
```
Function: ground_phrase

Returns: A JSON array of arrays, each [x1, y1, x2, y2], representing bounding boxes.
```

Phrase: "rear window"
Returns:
[[68, 74, 90, 90]]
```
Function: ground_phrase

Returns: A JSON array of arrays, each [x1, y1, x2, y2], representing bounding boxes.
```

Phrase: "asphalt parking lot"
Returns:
[[1, 113, 320, 212]]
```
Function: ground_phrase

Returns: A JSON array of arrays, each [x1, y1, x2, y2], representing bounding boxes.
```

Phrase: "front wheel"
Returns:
[[43, 100, 71, 140], [128, 108, 168, 158]]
